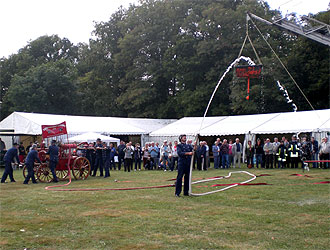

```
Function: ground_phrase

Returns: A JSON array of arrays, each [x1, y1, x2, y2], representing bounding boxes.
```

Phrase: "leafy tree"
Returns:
[[0, 35, 78, 119], [2, 59, 79, 115], [1, 0, 328, 121]]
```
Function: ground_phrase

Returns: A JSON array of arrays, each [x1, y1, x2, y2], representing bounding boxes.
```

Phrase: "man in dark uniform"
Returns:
[[1, 143, 19, 183], [175, 135, 193, 197], [196, 141, 206, 171], [93, 138, 104, 176], [117, 141, 126, 171], [104, 142, 111, 178], [46, 140, 59, 182], [24, 144, 41, 184]]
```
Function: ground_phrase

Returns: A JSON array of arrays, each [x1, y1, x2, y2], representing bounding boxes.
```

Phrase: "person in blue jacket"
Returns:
[[24, 144, 41, 184], [175, 135, 193, 197], [1, 143, 19, 183], [46, 140, 59, 182]]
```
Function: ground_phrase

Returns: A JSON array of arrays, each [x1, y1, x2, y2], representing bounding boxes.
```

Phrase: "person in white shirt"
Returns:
[[170, 141, 178, 171], [319, 137, 330, 169]]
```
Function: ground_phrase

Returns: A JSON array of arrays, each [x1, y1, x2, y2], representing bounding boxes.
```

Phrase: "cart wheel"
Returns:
[[72, 157, 91, 180], [23, 165, 28, 178], [23, 164, 39, 178], [56, 169, 69, 181], [36, 163, 53, 183]]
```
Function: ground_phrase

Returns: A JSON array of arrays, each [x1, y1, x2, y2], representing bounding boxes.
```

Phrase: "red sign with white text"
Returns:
[[235, 65, 262, 78], [41, 122, 67, 139]]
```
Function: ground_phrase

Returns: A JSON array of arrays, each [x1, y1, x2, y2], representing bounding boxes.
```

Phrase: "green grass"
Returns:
[[0, 166, 329, 250]]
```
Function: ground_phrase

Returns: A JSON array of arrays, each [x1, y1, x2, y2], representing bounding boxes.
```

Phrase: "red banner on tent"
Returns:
[[42, 122, 67, 139]]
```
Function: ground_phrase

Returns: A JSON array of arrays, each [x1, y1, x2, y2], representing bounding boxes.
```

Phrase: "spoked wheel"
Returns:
[[22, 164, 39, 178], [23, 165, 28, 178], [72, 157, 91, 180], [56, 169, 69, 181], [36, 163, 53, 183]]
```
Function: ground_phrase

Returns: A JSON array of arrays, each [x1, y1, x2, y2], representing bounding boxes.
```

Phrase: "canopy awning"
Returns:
[[68, 132, 120, 144], [0, 112, 174, 136], [149, 117, 226, 136]]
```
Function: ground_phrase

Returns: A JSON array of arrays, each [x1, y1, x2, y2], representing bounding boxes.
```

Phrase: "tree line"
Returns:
[[1, 0, 329, 121]]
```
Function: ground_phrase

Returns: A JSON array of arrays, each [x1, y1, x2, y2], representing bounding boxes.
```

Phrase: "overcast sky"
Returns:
[[0, 0, 328, 58]]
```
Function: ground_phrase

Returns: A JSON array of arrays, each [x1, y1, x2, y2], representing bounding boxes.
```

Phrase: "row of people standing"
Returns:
[[140, 140, 179, 171], [79, 139, 177, 176], [246, 136, 300, 169], [212, 138, 243, 169], [245, 136, 329, 169]]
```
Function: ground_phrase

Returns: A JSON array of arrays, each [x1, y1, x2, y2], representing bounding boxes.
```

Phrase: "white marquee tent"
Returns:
[[148, 116, 227, 142], [0, 112, 175, 136], [150, 109, 330, 140], [0, 110, 329, 147], [249, 109, 330, 135], [199, 113, 280, 136], [149, 109, 330, 160], [68, 132, 120, 144]]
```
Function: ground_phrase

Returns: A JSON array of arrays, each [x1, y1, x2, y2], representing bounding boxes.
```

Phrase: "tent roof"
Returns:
[[318, 117, 330, 132], [1, 109, 328, 137], [68, 132, 120, 143], [149, 117, 226, 136], [0, 112, 175, 136], [250, 109, 330, 134], [199, 113, 280, 136], [123, 118, 177, 133], [150, 109, 330, 137]]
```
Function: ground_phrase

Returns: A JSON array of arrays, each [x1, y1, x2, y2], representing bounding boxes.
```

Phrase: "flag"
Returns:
[[42, 122, 67, 139]]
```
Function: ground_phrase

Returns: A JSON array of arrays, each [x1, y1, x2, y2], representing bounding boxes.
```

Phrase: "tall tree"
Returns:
[[2, 59, 79, 115], [1, 0, 328, 121], [0, 35, 78, 119]]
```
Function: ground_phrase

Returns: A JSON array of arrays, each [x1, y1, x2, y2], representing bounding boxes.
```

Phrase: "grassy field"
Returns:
[[0, 166, 329, 250]]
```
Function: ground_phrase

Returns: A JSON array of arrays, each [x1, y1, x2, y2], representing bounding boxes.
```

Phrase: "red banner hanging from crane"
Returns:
[[235, 65, 262, 78], [41, 122, 67, 139]]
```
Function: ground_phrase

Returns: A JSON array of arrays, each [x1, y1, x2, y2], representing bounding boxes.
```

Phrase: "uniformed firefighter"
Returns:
[[277, 141, 288, 169], [289, 136, 300, 168], [175, 135, 193, 197]]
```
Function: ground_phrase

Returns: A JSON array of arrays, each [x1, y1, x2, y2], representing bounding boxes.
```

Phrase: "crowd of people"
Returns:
[[212, 135, 330, 170], [0, 135, 329, 185], [76, 139, 181, 176], [75, 135, 330, 177]]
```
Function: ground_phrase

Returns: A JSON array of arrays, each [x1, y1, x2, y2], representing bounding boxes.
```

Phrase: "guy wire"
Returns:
[[248, 16, 316, 111]]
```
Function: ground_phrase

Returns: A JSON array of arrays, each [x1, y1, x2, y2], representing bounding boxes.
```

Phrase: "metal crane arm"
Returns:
[[248, 12, 330, 46]]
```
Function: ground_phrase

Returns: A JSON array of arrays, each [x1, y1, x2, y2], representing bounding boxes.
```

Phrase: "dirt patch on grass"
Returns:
[[80, 209, 120, 217], [80, 209, 149, 218], [292, 198, 329, 206], [123, 242, 164, 250], [0, 239, 8, 246], [4, 210, 32, 217]]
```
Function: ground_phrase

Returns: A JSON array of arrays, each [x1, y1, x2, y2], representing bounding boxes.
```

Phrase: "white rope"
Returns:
[[189, 171, 257, 196]]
